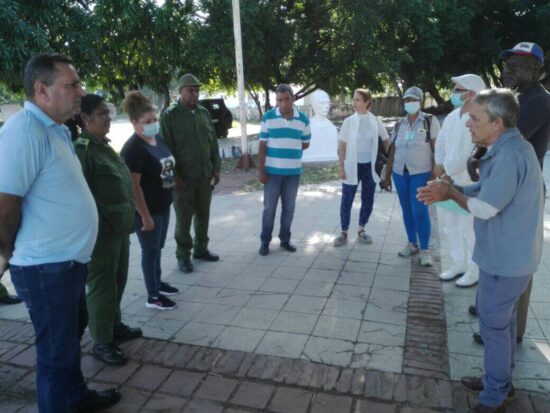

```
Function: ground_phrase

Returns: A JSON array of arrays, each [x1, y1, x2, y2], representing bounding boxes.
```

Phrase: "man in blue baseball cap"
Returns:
[[500, 42, 550, 168]]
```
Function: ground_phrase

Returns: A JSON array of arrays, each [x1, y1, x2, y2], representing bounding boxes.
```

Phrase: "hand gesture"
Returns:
[[417, 180, 451, 205]]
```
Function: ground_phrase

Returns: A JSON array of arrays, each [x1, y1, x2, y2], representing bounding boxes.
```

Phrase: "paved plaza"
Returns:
[[2, 163, 550, 411]]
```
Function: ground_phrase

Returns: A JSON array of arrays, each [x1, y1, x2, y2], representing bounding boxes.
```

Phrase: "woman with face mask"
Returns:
[[382, 86, 441, 267], [334, 88, 390, 247], [120, 92, 178, 311], [75, 94, 142, 366]]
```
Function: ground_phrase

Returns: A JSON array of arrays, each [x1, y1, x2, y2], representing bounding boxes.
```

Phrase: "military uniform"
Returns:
[[0, 282, 7, 299], [160, 99, 221, 261], [75, 131, 135, 345]]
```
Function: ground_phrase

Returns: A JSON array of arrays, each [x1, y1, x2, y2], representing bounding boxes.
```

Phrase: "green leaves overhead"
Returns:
[[0, 0, 549, 106]]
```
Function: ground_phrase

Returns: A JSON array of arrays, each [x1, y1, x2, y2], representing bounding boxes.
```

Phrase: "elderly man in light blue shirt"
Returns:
[[0, 53, 120, 413], [418, 88, 543, 413]]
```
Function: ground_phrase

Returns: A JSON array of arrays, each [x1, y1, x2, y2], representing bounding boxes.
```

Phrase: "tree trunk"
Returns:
[[264, 86, 272, 112], [391, 75, 403, 97], [246, 84, 263, 119], [426, 84, 444, 106], [160, 84, 171, 112]]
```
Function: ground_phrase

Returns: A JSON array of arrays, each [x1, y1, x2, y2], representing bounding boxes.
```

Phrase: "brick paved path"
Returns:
[[1, 318, 549, 412], [2, 180, 550, 412]]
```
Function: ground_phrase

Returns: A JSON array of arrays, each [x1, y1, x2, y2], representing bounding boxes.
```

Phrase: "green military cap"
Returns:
[[179, 73, 201, 87]]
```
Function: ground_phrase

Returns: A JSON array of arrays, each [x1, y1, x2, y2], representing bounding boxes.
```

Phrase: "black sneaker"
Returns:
[[159, 281, 179, 296], [146, 295, 176, 310]]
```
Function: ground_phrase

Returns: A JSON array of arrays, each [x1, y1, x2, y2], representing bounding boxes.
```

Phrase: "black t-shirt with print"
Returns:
[[121, 133, 175, 215]]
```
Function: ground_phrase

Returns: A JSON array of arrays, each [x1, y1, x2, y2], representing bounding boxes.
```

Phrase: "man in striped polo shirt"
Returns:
[[259, 84, 311, 256]]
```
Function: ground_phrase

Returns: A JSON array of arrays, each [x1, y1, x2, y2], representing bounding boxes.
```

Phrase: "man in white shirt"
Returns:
[[434, 74, 486, 287]]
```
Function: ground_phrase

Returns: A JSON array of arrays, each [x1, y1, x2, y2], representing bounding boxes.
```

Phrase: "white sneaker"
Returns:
[[398, 243, 419, 257], [419, 250, 433, 267], [439, 265, 467, 281], [455, 268, 479, 288]]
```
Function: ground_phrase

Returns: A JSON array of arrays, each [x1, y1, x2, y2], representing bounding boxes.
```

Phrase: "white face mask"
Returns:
[[404, 102, 420, 115], [142, 121, 159, 137]]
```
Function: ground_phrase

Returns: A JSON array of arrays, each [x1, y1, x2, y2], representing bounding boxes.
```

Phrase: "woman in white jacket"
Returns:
[[334, 89, 390, 247]]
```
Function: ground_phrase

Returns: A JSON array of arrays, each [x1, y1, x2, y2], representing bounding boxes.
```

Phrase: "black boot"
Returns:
[[113, 323, 143, 342], [70, 388, 121, 413], [92, 343, 128, 366]]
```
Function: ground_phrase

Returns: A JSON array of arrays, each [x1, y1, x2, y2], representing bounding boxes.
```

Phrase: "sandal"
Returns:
[[357, 229, 372, 244], [333, 232, 348, 247]]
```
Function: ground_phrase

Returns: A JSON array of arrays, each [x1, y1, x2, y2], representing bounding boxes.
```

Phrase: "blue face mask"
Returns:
[[404, 102, 420, 115], [450, 93, 464, 108], [142, 121, 160, 137]]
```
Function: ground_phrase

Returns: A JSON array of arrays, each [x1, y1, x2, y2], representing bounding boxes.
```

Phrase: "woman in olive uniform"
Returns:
[[75, 94, 142, 366]]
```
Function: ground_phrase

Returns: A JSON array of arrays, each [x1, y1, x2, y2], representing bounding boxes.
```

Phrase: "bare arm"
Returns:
[[258, 141, 268, 184], [382, 139, 390, 153], [338, 141, 346, 180], [302, 142, 310, 150], [381, 144, 395, 191], [0, 194, 22, 275], [130, 173, 155, 231]]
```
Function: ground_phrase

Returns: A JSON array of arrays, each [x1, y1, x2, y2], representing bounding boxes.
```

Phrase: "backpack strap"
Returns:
[[391, 119, 402, 145], [424, 113, 433, 142]]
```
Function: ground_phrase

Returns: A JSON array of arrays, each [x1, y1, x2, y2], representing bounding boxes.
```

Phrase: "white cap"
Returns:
[[451, 74, 486, 93]]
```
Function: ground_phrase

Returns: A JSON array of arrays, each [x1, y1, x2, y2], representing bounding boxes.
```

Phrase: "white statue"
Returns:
[[303, 89, 338, 162]]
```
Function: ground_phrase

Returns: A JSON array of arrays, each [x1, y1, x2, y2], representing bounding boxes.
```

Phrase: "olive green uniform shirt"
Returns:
[[160, 101, 221, 181], [75, 131, 135, 237]]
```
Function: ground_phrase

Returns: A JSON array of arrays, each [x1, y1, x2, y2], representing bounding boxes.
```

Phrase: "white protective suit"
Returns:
[[434, 108, 476, 271]]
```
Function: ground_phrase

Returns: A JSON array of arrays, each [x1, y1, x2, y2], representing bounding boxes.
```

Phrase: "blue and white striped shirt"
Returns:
[[260, 107, 311, 175]]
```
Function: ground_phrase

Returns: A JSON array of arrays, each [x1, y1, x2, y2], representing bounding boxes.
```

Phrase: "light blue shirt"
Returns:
[[0, 102, 98, 265], [463, 128, 543, 276]]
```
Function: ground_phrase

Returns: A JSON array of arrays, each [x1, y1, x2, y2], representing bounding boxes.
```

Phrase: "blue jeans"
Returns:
[[135, 209, 170, 299], [340, 162, 376, 231], [392, 170, 431, 249], [477, 270, 531, 407], [10, 261, 90, 413], [261, 174, 300, 244]]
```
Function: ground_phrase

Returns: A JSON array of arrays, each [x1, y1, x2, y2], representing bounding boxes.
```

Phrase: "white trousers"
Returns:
[[440, 208, 475, 269]]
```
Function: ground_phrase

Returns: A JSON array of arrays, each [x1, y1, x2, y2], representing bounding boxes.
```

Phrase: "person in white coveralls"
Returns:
[[434, 74, 486, 287]]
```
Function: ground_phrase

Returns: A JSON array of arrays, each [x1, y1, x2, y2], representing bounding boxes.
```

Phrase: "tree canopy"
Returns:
[[1, 0, 549, 111]]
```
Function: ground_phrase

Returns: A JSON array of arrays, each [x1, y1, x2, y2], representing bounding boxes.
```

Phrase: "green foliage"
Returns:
[[1, 0, 550, 109], [90, 0, 194, 105], [0, 0, 94, 91], [193, 0, 352, 114]]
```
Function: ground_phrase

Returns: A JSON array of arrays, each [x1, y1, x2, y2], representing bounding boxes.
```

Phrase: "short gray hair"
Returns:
[[275, 84, 293, 96], [474, 88, 519, 128]]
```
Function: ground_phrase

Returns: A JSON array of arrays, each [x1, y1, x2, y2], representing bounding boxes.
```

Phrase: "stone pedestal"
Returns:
[[302, 118, 338, 162]]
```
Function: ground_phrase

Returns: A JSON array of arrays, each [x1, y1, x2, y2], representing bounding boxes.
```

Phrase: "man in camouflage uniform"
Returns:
[[160, 73, 221, 273]]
